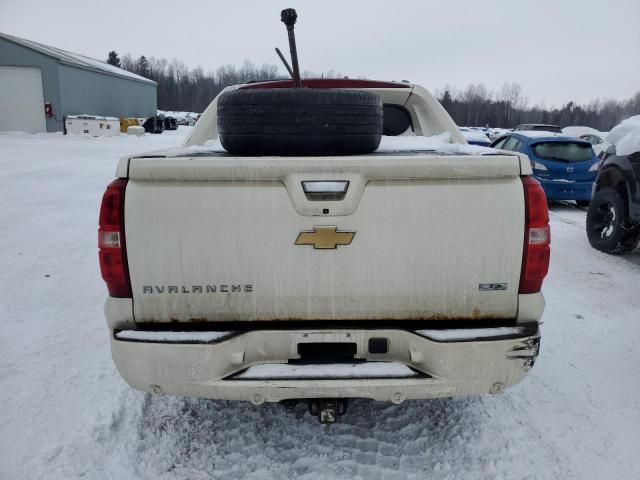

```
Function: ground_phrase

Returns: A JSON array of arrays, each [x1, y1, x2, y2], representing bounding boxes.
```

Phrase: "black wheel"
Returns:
[[217, 88, 383, 156], [586, 187, 640, 254], [576, 200, 590, 207]]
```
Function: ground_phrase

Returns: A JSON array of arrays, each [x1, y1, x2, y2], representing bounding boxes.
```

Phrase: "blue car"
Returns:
[[490, 131, 599, 205]]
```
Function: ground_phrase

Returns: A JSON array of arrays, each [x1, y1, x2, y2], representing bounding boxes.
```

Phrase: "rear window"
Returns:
[[532, 142, 593, 162]]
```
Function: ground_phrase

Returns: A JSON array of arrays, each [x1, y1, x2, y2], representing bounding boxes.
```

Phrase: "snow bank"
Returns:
[[608, 115, 640, 156]]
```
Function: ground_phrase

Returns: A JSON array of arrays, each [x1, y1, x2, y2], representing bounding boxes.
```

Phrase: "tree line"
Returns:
[[107, 50, 343, 113], [436, 82, 639, 131], [107, 51, 638, 130], [108, 51, 280, 112]]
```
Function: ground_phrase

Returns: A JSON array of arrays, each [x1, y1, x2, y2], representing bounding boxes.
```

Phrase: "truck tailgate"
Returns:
[[124, 153, 524, 323]]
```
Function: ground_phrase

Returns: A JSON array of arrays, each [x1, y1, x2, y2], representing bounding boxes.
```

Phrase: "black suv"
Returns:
[[586, 148, 640, 254]]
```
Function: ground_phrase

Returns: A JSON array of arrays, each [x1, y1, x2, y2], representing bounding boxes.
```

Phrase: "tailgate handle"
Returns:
[[302, 181, 349, 201]]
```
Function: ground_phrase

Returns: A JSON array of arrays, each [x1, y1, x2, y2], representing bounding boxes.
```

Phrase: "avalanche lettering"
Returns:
[[142, 284, 253, 294]]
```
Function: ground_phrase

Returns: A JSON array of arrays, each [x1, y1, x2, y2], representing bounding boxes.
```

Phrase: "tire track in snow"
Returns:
[[53, 390, 569, 480]]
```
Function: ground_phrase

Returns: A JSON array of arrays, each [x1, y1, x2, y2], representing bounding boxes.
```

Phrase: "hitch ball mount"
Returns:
[[308, 398, 349, 424]]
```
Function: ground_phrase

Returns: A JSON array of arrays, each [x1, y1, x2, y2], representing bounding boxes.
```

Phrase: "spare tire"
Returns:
[[217, 88, 383, 156]]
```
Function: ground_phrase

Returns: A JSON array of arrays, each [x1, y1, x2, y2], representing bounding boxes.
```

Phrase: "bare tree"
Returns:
[[114, 52, 640, 125], [498, 82, 527, 127], [437, 82, 639, 130]]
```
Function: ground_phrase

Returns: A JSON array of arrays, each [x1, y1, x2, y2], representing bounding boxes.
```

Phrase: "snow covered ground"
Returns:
[[1, 128, 639, 479]]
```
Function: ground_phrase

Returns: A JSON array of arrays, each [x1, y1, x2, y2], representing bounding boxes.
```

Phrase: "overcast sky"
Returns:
[[1, 0, 638, 107]]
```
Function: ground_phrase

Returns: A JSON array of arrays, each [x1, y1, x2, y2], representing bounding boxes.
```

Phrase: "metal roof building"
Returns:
[[0, 32, 157, 132]]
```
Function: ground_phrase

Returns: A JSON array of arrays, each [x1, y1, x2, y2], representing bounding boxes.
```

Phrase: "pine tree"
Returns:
[[107, 51, 121, 68], [441, 90, 453, 111], [137, 55, 150, 78]]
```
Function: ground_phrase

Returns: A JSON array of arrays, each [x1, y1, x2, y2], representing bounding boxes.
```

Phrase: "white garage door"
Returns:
[[0, 66, 46, 133]]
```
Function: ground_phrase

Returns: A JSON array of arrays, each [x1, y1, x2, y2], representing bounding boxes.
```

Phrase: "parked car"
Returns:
[[586, 151, 640, 254], [490, 131, 599, 205], [579, 133, 609, 157], [514, 123, 563, 134], [579, 133, 606, 146], [586, 116, 640, 254], [99, 79, 547, 423], [459, 127, 491, 146], [562, 125, 599, 138]]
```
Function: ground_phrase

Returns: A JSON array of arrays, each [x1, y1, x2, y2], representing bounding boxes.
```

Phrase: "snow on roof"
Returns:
[[608, 115, 640, 156], [562, 126, 601, 138], [514, 130, 566, 139], [66, 114, 119, 121], [0, 32, 156, 85], [518, 124, 560, 128]]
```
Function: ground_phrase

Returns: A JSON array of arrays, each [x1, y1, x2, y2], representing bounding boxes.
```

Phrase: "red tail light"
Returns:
[[98, 179, 132, 297], [519, 176, 550, 294]]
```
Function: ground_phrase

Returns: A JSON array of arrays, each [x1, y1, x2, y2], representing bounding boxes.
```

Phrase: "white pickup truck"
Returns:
[[100, 79, 549, 422]]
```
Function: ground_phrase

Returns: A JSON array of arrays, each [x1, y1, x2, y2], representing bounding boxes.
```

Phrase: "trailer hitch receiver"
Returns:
[[308, 399, 349, 424]]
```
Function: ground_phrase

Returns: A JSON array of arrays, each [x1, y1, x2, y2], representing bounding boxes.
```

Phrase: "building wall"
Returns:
[[58, 65, 157, 121], [1, 36, 158, 132], [0, 37, 62, 131]]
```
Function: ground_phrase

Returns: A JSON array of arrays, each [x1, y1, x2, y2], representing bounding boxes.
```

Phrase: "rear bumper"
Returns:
[[110, 326, 540, 404], [538, 178, 593, 200]]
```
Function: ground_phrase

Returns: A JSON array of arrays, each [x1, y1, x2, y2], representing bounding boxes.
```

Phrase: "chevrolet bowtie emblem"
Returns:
[[294, 226, 355, 249]]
